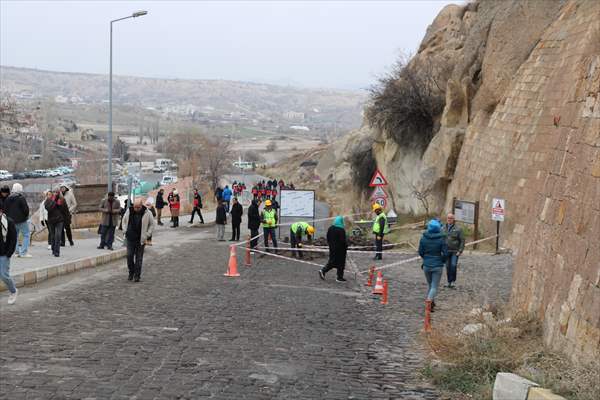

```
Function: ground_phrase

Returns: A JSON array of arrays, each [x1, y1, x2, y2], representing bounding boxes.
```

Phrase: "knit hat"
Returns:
[[427, 219, 442, 233], [12, 183, 23, 193]]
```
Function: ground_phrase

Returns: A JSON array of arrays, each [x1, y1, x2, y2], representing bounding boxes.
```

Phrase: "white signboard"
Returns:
[[280, 190, 315, 217], [454, 200, 476, 224], [492, 198, 506, 222]]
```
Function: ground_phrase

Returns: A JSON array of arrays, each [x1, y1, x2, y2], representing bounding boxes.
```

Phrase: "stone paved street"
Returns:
[[0, 225, 513, 399]]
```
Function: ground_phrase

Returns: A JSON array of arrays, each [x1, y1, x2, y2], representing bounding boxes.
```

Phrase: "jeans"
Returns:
[[224, 200, 230, 213], [216, 224, 225, 240], [100, 225, 116, 248], [15, 221, 30, 256], [424, 269, 443, 300], [51, 222, 64, 256], [126, 241, 145, 279], [190, 207, 204, 223], [263, 227, 278, 252], [0, 256, 17, 294], [231, 222, 240, 241], [374, 234, 384, 259], [250, 228, 259, 249], [446, 252, 459, 284], [46, 222, 53, 245]]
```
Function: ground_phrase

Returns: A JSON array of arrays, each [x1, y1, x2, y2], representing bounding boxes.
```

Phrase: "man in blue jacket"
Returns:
[[222, 185, 233, 213], [418, 219, 448, 312]]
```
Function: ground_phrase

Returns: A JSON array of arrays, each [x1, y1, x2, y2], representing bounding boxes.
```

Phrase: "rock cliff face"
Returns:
[[321, 0, 599, 363]]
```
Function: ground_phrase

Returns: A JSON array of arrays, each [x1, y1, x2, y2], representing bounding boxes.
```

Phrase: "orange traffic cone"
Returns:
[[365, 266, 375, 286], [424, 300, 432, 332], [372, 271, 384, 295], [380, 280, 388, 305], [224, 245, 240, 277], [244, 236, 252, 267]]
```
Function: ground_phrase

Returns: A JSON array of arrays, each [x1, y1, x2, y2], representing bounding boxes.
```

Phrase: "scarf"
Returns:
[[0, 214, 7, 244]]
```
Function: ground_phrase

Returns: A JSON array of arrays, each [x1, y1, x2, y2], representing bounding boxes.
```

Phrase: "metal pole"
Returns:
[[495, 221, 500, 254], [108, 21, 113, 193]]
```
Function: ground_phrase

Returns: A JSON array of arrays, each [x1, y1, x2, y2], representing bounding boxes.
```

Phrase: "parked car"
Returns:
[[160, 175, 178, 186], [152, 165, 166, 173], [0, 170, 13, 181], [11, 172, 26, 180]]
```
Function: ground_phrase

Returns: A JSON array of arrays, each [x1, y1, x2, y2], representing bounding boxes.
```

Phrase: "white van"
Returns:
[[160, 175, 178, 186]]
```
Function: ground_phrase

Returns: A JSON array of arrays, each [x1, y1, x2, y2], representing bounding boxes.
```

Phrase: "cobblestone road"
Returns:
[[0, 228, 512, 399]]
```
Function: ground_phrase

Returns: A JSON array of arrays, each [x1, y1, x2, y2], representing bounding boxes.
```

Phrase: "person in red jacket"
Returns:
[[169, 189, 181, 228], [189, 189, 204, 224], [251, 186, 258, 200], [266, 188, 272, 200]]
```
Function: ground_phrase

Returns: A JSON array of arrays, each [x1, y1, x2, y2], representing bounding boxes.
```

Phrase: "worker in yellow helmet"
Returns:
[[372, 203, 389, 260], [290, 221, 315, 259], [261, 199, 278, 253]]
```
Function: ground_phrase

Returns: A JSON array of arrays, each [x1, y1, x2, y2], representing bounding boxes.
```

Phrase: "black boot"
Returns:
[[128, 273, 134, 281]]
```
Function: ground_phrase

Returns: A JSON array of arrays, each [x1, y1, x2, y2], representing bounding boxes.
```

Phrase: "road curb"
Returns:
[[0, 249, 127, 292]]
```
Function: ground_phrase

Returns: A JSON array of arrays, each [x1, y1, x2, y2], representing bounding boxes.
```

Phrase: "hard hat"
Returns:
[[372, 203, 382, 211], [265, 200, 272, 206], [307, 225, 315, 235]]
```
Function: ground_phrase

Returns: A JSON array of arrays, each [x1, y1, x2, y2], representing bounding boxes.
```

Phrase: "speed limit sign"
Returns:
[[374, 197, 387, 208]]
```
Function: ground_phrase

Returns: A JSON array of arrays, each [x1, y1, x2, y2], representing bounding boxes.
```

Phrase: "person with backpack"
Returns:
[[189, 189, 204, 224]]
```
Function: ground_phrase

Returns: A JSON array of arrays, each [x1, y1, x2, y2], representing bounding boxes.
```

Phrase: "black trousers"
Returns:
[[263, 227, 278, 252], [374, 235, 384, 259], [250, 228, 259, 249], [126, 241, 145, 279], [231, 222, 241, 241], [290, 229, 303, 258], [190, 207, 204, 223], [322, 261, 345, 279], [61, 222, 73, 245], [100, 225, 116, 248]]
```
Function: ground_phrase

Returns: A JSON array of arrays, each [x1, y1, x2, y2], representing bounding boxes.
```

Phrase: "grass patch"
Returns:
[[423, 310, 600, 400]]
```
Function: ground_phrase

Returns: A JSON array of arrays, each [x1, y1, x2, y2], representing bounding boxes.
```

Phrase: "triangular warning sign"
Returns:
[[370, 186, 388, 199], [495, 201, 502, 208], [369, 169, 389, 187]]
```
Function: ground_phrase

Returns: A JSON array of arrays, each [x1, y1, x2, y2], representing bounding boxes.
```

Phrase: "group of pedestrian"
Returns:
[[418, 213, 465, 312], [39, 185, 77, 257], [0, 184, 31, 258], [250, 178, 291, 201], [232, 181, 246, 197]]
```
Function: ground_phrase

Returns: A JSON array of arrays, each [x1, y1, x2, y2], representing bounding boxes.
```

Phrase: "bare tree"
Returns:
[[203, 137, 232, 194], [405, 168, 436, 217]]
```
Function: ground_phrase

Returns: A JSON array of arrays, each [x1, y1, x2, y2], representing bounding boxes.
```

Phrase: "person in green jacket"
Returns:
[[372, 203, 389, 260], [443, 213, 465, 288], [290, 221, 315, 259]]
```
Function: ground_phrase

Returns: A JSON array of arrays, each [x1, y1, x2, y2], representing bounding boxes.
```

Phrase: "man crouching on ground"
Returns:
[[122, 198, 155, 282]]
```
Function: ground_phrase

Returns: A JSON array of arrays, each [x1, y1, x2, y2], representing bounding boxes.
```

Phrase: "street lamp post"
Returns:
[[108, 10, 147, 192]]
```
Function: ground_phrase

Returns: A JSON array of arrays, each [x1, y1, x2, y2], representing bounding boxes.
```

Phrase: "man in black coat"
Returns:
[[215, 201, 227, 241], [319, 216, 348, 282], [0, 204, 19, 304], [155, 188, 165, 225], [45, 189, 68, 257], [230, 197, 243, 241], [189, 189, 204, 224], [4, 183, 31, 258], [247, 199, 261, 249]]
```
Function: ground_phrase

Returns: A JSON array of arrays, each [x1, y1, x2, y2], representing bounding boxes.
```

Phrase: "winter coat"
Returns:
[[169, 195, 180, 217], [230, 202, 243, 225], [38, 200, 48, 224], [62, 188, 77, 214], [45, 197, 68, 225], [443, 224, 465, 253], [99, 198, 121, 226], [0, 214, 17, 258], [418, 223, 448, 271], [4, 193, 29, 223], [247, 201, 261, 230], [156, 192, 166, 209], [216, 204, 227, 225], [327, 224, 348, 268], [193, 193, 203, 208], [122, 206, 155, 245], [222, 187, 232, 201]]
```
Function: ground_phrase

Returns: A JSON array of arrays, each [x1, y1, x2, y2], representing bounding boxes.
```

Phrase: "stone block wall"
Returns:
[[448, 0, 599, 363]]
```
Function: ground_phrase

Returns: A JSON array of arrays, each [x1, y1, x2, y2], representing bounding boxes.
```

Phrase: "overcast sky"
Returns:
[[1, 1, 456, 90]]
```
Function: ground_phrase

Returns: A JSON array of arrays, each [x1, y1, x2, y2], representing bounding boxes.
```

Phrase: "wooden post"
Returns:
[[495, 221, 500, 254]]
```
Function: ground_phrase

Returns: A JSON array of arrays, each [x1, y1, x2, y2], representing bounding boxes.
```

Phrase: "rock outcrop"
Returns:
[[318, 0, 599, 364]]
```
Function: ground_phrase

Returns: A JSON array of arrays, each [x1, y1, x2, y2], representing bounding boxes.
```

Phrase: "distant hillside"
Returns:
[[0, 66, 366, 129]]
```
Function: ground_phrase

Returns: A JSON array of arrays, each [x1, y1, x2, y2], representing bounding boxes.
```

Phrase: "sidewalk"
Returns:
[[0, 211, 217, 292]]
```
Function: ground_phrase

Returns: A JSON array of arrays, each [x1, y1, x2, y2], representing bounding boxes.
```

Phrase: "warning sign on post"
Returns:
[[369, 169, 388, 187], [374, 197, 387, 209], [370, 186, 388, 199], [492, 198, 506, 221]]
